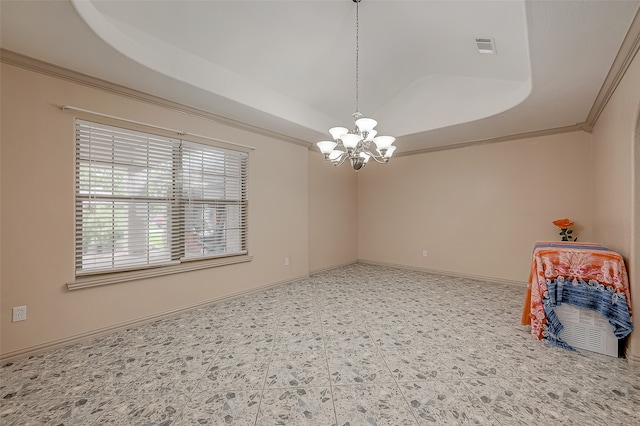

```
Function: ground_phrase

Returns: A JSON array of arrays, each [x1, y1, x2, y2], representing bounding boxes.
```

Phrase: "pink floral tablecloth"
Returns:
[[521, 241, 632, 344]]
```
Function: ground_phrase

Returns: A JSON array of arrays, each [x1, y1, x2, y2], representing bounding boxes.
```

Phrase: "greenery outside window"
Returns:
[[75, 120, 248, 277]]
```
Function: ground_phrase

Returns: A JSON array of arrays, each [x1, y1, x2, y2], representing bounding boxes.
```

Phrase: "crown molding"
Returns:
[[395, 8, 640, 158], [387, 7, 640, 159], [394, 123, 587, 157], [4, 7, 640, 159], [0, 49, 310, 148], [307, 123, 588, 157], [584, 8, 640, 129]]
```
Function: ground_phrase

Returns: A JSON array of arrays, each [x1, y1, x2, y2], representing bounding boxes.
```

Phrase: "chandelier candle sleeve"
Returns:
[[315, 0, 396, 171]]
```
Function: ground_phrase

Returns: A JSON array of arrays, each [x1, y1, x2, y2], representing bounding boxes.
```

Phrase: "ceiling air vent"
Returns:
[[475, 38, 496, 54]]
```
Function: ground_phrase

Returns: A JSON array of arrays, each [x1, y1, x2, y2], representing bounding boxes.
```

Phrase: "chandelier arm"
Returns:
[[331, 152, 351, 167], [360, 146, 389, 163], [365, 153, 388, 164], [370, 156, 388, 164]]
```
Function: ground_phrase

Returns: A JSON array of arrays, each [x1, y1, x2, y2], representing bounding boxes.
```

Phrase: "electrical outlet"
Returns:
[[422, 250, 428, 257], [284, 257, 289, 266], [12, 306, 27, 322]]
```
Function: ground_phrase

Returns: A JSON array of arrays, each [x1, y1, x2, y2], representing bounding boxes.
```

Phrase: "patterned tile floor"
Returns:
[[1, 264, 638, 425]]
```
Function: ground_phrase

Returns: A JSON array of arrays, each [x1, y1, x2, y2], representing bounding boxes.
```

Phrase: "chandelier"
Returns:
[[316, 0, 396, 171]]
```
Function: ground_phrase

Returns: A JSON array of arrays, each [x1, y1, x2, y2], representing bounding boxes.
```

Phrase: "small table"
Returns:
[[521, 241, 633, 350]]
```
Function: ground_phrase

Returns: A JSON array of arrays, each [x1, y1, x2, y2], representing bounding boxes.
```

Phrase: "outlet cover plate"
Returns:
[[12, 306, 27, 322]]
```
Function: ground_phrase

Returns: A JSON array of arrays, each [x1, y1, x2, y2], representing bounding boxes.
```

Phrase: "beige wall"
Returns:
[[358, 131, 594, 283], [635, 107, 640, 364], [308, 151, 358, 273], [2, 51, 639, 363], [0, 63, 310, 357], [591, 50, 640, 362]]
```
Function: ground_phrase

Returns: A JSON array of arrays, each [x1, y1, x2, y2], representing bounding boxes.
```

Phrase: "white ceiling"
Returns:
[[1, 0, 639, 153]]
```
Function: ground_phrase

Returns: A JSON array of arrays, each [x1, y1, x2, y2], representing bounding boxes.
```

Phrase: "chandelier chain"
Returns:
[[355, 0, 359, 114]]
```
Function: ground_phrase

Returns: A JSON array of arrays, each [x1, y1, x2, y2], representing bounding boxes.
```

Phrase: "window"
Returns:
[[75, 120, 248, 277]]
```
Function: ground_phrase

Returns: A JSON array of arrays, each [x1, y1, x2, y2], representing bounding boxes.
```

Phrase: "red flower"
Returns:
[[552, 218, 574, 229]]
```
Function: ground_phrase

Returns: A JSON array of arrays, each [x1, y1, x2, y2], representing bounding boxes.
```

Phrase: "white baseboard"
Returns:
[[357, 259, 528, 287], [309, 261, 358, 276], [627, 350, 640, 368], [0, 274, 308, 363]]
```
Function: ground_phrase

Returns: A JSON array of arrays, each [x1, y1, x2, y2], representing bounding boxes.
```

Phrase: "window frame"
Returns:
[[70, 119, 251, 290]]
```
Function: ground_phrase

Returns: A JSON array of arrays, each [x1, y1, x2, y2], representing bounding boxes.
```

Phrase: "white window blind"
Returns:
[[75, 120, 248, 276]]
